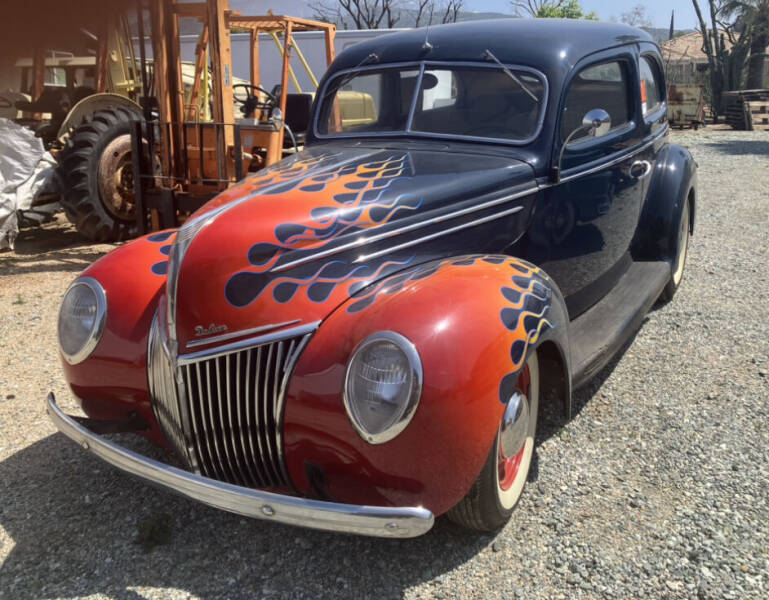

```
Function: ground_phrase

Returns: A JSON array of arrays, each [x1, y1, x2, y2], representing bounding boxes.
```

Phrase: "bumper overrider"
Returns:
[[46, 394, 434, 538]]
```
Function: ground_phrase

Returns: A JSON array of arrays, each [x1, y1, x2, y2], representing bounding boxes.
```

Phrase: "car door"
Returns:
[[528, 53, 649, 317]]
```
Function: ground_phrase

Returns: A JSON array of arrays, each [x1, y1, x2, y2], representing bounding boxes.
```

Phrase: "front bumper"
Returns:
[[46, 393, 434, 538]]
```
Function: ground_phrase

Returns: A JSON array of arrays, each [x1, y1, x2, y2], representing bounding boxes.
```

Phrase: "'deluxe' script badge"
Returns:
[[194, 323, 228, 337]]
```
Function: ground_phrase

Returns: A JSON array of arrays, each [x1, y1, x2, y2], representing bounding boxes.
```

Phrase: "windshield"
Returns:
[[316, 63, 547, 143]]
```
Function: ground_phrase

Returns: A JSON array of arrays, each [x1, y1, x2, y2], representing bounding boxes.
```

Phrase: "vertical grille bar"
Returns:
[[148, 319, 316, 490]]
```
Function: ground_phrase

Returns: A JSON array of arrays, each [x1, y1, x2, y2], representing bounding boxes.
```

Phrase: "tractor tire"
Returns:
[[58, 107, 143, 242]]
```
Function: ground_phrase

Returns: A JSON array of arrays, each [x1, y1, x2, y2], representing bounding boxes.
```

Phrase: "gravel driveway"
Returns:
[[1, 129, 768, 600]]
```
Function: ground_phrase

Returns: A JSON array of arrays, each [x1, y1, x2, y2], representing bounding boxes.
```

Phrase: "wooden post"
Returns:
[[249, 27, 261, 119], [207, 0, 235, 179], [278, 21, 293, 150], [149, 0, 173, 185], [187, 24, 209, 121], [95, 12, 110, 93], [325, 26, 341, 132], [31, 47, 45, 102]]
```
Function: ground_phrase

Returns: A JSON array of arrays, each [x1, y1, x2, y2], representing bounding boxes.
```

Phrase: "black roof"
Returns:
[[330, 18, 654, 75]]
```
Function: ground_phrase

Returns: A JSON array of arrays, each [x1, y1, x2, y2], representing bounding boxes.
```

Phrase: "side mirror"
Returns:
[[552, 109, 611, 183], [581, 109, 611, 138]]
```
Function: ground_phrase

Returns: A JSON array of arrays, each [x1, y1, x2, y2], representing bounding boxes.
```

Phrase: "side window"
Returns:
[[640, 56, 663, 116], [561, 60, 630, 143]]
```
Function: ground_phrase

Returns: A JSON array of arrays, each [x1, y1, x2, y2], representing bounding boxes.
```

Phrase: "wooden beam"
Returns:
[[208, 0, 235, 128], [149, 0, 173, 181], [187, 24, 209, 121], [207, 0, 235, 179], [31, 47, 45, 102], [277, 21, 292, 150], [95, 13, 110, 94], [172, 2, 207, 17]]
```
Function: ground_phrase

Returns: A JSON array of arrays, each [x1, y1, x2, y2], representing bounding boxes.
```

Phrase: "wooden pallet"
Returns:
[[722, 90, 769, 130], [746, 101, 769, 130]]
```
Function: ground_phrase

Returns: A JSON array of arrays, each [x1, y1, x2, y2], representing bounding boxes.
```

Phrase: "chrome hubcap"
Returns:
[[500, 390, 529, 462]]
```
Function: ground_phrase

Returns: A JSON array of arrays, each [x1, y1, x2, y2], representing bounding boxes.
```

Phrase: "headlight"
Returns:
[[343, 331, 422, 444], [58, 277, 107, 365]]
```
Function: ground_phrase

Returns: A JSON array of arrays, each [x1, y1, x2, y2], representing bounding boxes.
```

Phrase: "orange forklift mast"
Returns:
[[132, 0, 336, 234]]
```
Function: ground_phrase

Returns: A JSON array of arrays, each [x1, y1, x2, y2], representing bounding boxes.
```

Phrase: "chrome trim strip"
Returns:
[[275, 334, 312, 488], [354, 204, 525, 263], [178, 321, 320, 365], [545, 124, 669, 188], [272, 186, 537, 273], [47, 394, 434, 538], [185, 319, 302, 349]]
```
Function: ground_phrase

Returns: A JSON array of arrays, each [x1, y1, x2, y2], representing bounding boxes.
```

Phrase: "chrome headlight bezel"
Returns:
[[343, 331, 423, 445], [58, 276, 107, 365]]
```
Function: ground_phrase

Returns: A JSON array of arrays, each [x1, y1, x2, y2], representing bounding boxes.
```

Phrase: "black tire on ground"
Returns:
[[658, 194, 691, 304], [447, 351, 539, 531], [58, 107, 142, 242]]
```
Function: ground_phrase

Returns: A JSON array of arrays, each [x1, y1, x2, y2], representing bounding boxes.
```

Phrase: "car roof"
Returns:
[[329, 18, 654, 74]]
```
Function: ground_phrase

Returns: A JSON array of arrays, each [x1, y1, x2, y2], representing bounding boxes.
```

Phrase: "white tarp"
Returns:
[[0, 118, 58, 250]]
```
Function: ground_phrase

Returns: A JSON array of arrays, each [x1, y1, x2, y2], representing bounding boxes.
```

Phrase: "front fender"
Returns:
[[283, 255, 569, 515], [60, 230, 175, 444], [633, 143, 697, 264]]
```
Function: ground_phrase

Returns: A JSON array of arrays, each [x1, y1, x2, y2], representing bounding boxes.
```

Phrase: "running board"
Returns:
[[569, 261, 669, 389]]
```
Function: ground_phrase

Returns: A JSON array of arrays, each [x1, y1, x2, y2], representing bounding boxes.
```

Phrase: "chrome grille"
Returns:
[[148, 313, 314, 489], [148, 314, 192, 467]]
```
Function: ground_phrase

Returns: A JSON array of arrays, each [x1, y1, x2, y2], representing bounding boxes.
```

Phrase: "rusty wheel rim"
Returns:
[[98, 134, 135, 221]]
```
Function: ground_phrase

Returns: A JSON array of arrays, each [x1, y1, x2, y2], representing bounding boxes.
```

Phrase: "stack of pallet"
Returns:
[[723, 90, 769, 130]]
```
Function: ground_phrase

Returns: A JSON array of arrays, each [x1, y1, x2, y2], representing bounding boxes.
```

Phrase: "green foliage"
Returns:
[[536, 0, 598, 20]]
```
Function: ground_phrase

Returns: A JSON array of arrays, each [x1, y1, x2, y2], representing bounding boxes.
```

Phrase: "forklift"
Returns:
[[45, 0, 336, 241], [127, 1, 337, 236]]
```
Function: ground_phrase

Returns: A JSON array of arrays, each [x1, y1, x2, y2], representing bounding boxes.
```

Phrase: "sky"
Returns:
[[245, 1, 700, 31], [465, 0, 699, 29]]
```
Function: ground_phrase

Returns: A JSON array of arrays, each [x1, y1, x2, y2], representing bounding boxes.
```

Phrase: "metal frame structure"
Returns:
[[131, 1, 337, 233]]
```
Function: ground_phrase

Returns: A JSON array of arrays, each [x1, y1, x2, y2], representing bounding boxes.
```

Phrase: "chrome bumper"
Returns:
[[46, 393, 434, 538]]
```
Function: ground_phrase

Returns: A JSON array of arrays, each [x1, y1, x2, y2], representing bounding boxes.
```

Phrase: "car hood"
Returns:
[[172, 145, 537, 351]]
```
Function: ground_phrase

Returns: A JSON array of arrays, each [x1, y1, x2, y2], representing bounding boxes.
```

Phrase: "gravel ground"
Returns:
[[1, 129, 768, 600]]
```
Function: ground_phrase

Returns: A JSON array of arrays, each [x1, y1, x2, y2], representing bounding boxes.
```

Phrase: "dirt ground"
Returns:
[[1, 128, 768, 600]]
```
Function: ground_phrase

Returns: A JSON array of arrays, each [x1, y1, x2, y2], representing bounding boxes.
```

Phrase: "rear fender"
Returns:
[[283, 254, 570, 515], [632, 143, 697, 264]]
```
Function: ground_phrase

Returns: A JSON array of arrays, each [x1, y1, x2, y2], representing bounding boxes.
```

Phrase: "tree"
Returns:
[[311, 0, 464, 29], [311, 0, 402, 29], [620, 4, 653, 28], [690, 0, 751, 118], [414, 0, 464, 26], [511, 0, 597, 20], [721, 0, 769, 88]]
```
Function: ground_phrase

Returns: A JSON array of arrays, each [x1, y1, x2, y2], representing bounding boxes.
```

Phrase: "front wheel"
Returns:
[[447, 351, 539, 531], [658, 196, 691, 303]]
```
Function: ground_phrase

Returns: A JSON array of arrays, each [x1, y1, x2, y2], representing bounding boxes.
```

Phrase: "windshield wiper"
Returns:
[[322, 53, 380, 103], [482, 49, 538, 102]]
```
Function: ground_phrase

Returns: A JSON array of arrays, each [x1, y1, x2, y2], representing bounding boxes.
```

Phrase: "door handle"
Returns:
[[629, 160, 652, 179]]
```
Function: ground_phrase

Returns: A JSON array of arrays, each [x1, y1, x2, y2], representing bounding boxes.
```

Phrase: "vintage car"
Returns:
[[48, 20, 696, 538]]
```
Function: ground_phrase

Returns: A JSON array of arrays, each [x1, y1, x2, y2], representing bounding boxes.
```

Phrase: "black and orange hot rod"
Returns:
[[49, 20, 696, 537]]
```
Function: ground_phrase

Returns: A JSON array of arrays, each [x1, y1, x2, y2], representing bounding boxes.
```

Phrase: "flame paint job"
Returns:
[[283, 255, 564, 514], [173, 146, 535, 352]]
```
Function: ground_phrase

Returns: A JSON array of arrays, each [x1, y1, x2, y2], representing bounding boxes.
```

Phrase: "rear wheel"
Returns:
[[447, 351, 539, 531], [58, 107, 142, 242]]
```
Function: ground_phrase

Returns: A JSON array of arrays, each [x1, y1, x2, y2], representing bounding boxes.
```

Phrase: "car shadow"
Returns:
[[528, 321, 643, 484], [0, 222, 116, 275], [0, 432, 494, 599]]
